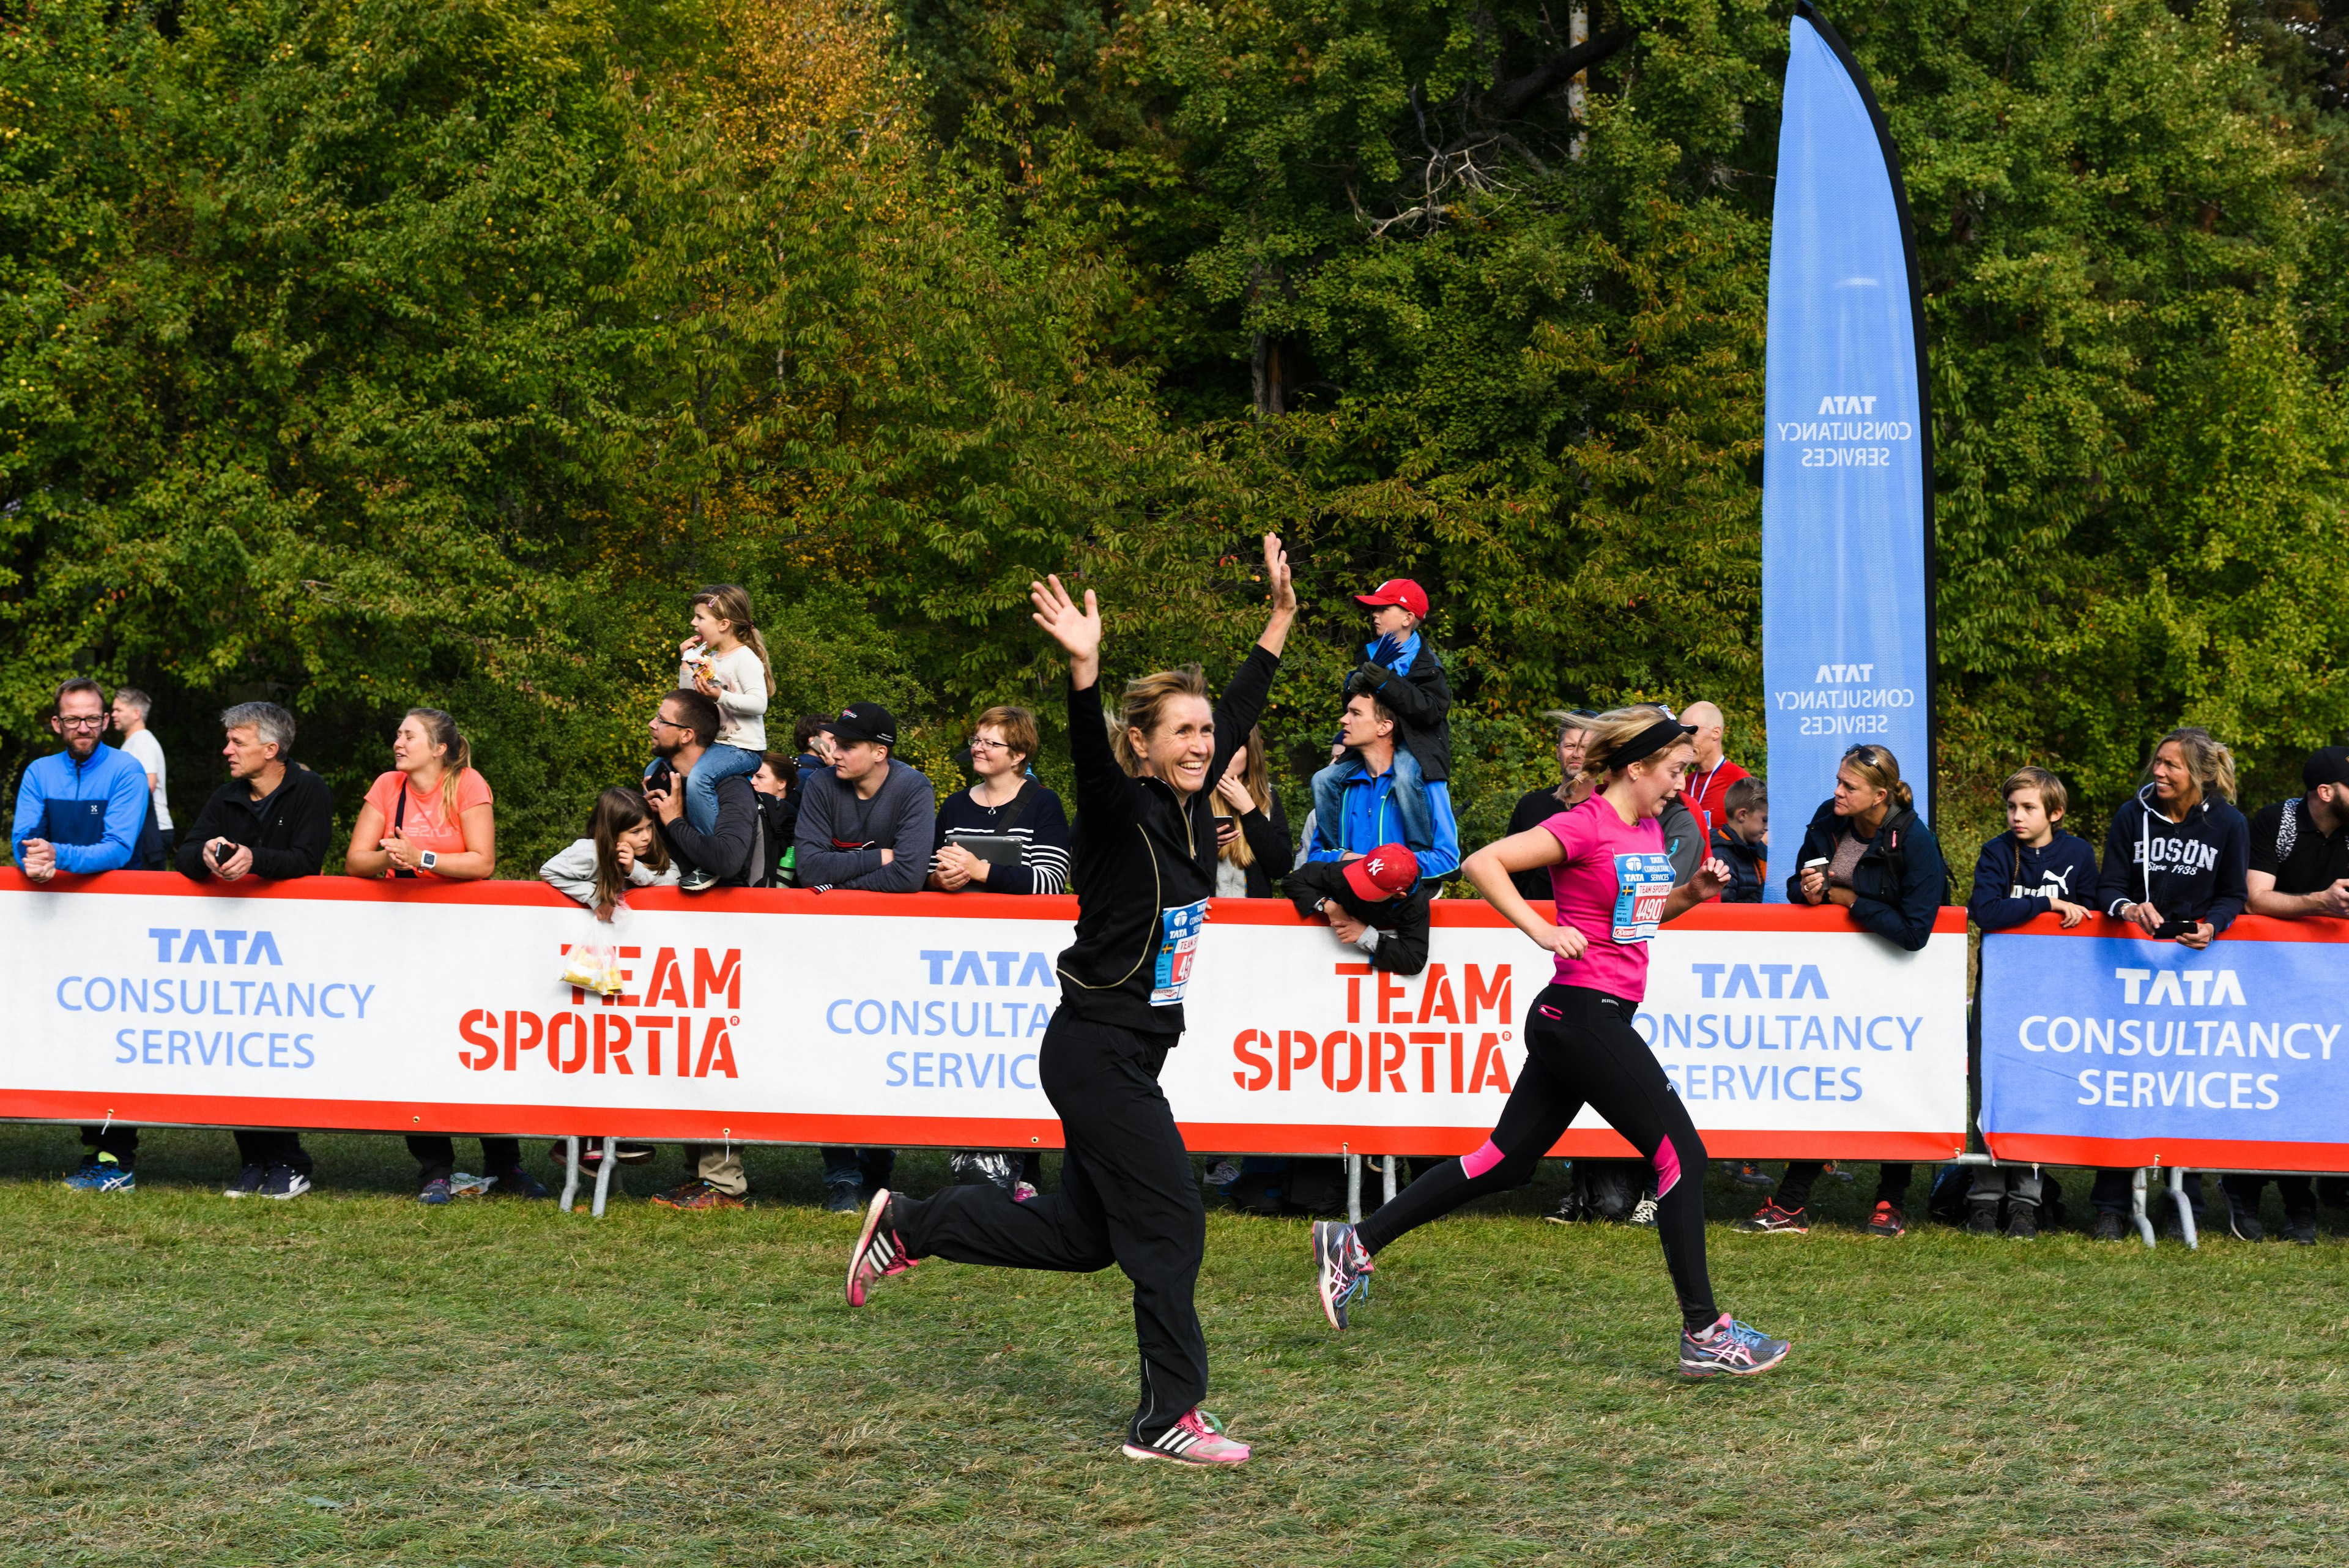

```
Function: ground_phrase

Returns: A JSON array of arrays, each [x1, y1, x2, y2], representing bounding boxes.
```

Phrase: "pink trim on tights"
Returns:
[[1653, 1136, 1683, 1198], [1461, 1139, 1505, 1180]]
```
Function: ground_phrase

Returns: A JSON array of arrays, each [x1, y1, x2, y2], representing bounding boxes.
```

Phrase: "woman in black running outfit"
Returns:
[[846, 536, 1297, 1466], [1310, 705, 1792, 1379]]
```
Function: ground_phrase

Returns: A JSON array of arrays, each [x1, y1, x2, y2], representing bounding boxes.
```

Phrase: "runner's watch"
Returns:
[[418, 849, 439, 872]]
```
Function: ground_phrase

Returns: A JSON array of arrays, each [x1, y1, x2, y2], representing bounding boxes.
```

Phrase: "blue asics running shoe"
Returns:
[[1312, 1219, 1373, 1330], [1680, 1313, 1792, 1378], [65, 1156, 135, 1194]]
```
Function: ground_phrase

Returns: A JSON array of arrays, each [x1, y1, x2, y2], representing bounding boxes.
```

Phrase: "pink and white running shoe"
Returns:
[[1121, 1408, 1252, 1466], [1312, 1219, 1373, 1330], [844, 1189, 919, 1306]]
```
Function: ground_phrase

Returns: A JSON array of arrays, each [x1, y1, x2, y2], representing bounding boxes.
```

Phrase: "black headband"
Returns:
[[1597, 718, 1697, 772]]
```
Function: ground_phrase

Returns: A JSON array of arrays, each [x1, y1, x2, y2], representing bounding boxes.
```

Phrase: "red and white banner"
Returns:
[[0, 872, 1967, 1159]]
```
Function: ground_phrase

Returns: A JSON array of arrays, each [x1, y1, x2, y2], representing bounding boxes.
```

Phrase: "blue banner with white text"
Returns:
[[1980, 921, 2349, 1171], [1761, 5, 1933, 894]]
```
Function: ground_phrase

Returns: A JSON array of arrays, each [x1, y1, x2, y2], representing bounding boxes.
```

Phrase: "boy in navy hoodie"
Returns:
[[2087, 727, 2249, 1238], [1964, 767, 2100, 1238]]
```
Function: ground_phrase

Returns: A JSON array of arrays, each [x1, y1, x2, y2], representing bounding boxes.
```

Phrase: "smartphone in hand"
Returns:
[[212, 841, 235, 867]]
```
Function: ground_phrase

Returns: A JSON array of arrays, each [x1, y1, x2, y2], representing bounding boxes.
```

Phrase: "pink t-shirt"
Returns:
[[1542, 796, 1677, 1003], [363, 769, 493, 878]]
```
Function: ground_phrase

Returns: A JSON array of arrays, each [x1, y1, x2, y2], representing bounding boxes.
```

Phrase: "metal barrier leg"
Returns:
[[560, 1135, 582, 1213], [1382, 1155, 1398, 1205], [590, 1136, 617, 1218], [2170, 1167, 2198, 1250], [1346, 1154, 1362, 1225], [2131, 1167, 2156, 1248]]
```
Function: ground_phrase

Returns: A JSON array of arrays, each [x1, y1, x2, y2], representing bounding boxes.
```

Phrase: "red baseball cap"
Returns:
[[1354, 579, 1429, 619], [1344, 843, 1421, 902]]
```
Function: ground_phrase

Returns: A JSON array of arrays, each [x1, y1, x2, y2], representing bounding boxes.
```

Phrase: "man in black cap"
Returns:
[[2246, 746, 2349, 922], [795, 701, 937, 1209], [2225, 746, 2349, 1244]]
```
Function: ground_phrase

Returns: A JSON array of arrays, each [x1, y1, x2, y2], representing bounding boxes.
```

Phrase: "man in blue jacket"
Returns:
[[12, 678, 154, 1193], [1305, 691, 1461, 880]]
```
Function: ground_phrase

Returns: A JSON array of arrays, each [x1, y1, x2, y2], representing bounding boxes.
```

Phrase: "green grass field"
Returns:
[[4, 1125, 2346, 1567]]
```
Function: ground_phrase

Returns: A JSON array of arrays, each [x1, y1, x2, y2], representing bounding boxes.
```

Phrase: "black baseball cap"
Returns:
[[833, 702, 897, 747], [2305, 746, 2349, 790]]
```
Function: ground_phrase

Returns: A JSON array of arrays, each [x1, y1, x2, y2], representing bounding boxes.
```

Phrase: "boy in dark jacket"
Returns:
[[1313, 579, 1455, 869], [1710, 776, 1768, 903], [1285, 842, 1429, 975], [1964, 767, 2098, 1238], [1969, 767, 2098, 934]]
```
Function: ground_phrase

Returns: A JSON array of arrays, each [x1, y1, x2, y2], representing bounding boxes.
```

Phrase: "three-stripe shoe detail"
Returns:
[[1120, 1408, 1251, 1466], [844, 1189, 919, 1306]]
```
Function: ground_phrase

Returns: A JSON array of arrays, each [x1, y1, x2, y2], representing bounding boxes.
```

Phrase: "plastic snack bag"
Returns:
[[562, 940, 622, 996]]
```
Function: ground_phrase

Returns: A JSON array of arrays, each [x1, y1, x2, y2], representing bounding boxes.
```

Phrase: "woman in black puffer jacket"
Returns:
[[1737, 743, 1946, 1239]]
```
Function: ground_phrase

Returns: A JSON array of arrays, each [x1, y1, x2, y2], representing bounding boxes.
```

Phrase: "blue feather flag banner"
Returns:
[[1761, 3, 1935, 896]]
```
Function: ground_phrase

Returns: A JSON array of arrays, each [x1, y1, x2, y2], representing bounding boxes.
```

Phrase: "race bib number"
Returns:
[[1610, 853, 1675, 943], [1150, 897, 1212, 1006]]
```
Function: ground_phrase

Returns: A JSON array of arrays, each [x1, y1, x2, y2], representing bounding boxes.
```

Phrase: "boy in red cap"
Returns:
[[1308, 578, 1458, 879], [1285, 842, 1431, 975]]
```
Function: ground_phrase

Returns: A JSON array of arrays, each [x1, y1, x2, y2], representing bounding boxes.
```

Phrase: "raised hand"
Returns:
[[1030, 574, 1102, 687], [1256, 533, 1298, 655]]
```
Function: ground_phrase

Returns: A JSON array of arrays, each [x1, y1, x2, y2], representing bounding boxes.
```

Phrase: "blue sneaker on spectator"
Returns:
[[223, 1162, 268, 1198], [417, 1178, 454, 1206], [257, 1165, 311, 1200], [65, 1156, 135, 1194], [490, 1166, 549, 1200]]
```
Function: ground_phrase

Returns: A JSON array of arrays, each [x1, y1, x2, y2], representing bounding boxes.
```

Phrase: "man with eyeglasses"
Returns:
[[13, 678, 157, 1192]]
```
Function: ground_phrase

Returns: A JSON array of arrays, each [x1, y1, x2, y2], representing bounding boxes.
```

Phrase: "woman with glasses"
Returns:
[[927, 704, 1072, 1198], [1737, 741, 1946, 1239]]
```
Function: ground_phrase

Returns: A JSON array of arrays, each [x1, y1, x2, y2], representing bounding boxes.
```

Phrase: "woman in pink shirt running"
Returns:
[[1310, 705, 1792, 1379]]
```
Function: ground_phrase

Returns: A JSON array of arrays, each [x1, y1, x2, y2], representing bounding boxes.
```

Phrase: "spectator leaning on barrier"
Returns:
[[1677, 701, 1751, 844], [1711, 776, 1769, 904], [1961, 766, 2098, 1239], [1507, 712, 1597, 904], [111, 686, 173, 866], [752, 752, 798, 888], [929, 704, 1071, 1199], [541, 786, 675, 1180], [175, 702, 337, 1200], [1208, 725, 1292, 899], [798, 701, 936, 1211], [344, 708, 541, 1205], [1739, 743, 1946, 1239], [1307, 690, 1461, 880], [15, 679, 154, 1193], [2082, 727, 2248, 1239], [2219, 745, 2349, 1244], [1286, 842, 1429, 976]]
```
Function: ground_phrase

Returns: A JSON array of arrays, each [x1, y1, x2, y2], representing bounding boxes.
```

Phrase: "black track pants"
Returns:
[[892, 1011, 1208, 1444], [1356, 984, 1721, 1332]]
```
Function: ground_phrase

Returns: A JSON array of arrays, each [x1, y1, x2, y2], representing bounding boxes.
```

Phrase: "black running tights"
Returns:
[[1355, 983, 1721, 1332]]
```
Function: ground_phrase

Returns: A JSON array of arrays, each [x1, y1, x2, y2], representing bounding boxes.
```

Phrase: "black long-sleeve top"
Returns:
[[1055, 644, 1280, 1036], [173, 767, 335, 881]]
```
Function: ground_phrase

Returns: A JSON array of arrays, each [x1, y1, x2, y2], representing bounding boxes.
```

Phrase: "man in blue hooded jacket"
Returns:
[[12, 678, 154, 1192]]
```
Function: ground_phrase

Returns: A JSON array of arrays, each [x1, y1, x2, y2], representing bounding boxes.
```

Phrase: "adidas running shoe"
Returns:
[[1312, 1219, 1373, 1330], [845, 1189, 919, 1306], [1680, 1314, 1792, 1379], [1121, 1408, 1250, 1466]]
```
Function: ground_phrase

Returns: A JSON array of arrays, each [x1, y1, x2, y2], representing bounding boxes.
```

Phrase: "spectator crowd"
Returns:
[[10, 578, 2349, 1245]]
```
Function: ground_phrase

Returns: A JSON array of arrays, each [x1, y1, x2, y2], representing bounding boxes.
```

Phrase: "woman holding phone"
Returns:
[[1739, 743, 1945, 1238], [1307, 705, 1792, 1380]]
